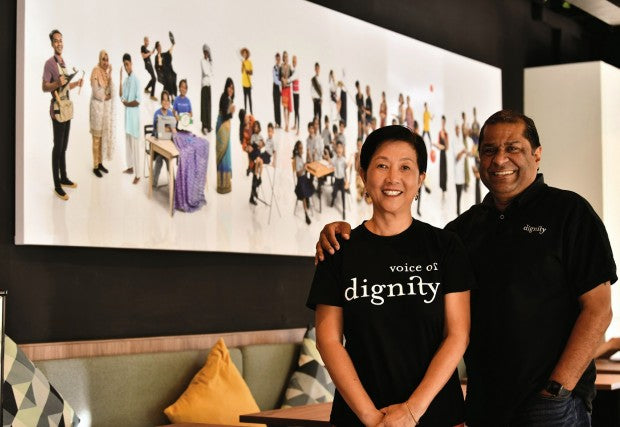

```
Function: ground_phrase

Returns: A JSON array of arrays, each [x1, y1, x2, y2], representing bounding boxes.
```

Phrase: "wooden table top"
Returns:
[[240, 402, 332, 426], [596, 359, 620, 374], [147, 135, 180, 157], [306, 161, 334, 178]]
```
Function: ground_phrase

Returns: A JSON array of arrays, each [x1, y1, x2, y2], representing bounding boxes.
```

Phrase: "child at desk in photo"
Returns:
[[293, 140, 314, 225], [152, 90, 175, 188], [173, 79, 192, 121], [306, 121, 323, 163], [329, 141, 348, 217]]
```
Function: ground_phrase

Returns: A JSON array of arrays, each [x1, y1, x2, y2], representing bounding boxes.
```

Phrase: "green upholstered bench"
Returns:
[[26, 330, 304, 427]]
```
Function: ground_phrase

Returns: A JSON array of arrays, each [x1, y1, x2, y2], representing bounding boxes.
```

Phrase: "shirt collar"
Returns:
[[482, 173, 546, 212]]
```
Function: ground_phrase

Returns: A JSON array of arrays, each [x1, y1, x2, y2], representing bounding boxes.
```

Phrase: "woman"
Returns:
[[216, 78, 235, 194], [433, 115, 449, 198], [397, 93, 405, 125], [155, 40, 177, 98], [307, 125, 472, 427], [89, 49, 114, 177], [280, 51, 292, 132], [379, 91, 387, 128]]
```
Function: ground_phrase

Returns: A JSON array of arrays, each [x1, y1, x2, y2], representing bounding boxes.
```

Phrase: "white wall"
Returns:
[[525, 61, 620, 337]]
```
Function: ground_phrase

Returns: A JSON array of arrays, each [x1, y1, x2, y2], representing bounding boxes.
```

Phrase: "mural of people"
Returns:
[[311, 62, 322, 128], [470, 106, 481, 204], [141, 36, 157, 101], [434, 115, 449, 198], [293, 140, 314, 225], [89, 49, 114, 178], [119, 53, 141, 185], [200, 44, 213, 134], [216, 77, 235, 194], [272, 52, 281, 128], [379, 91, 387, 127], [240, 47, 253, 114], [42, 29, 83, 200], [290, 55, 300, 135], [280, 51, 292, 132], [155, 39, 177, 99]]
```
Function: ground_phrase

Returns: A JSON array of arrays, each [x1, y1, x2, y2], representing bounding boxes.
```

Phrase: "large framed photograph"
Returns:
[[15, 0, 501, 256]]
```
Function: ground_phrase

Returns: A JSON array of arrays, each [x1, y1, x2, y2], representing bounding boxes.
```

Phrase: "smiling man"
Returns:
[[445, 109, 616, 426], [315, 109, 617, 426]]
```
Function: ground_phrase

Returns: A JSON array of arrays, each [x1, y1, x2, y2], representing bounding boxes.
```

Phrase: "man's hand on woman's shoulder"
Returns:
[[314, 221, 352, 265]]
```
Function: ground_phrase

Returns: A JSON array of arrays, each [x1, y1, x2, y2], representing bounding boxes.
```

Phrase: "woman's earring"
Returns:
[[415, 191, 419, 201]]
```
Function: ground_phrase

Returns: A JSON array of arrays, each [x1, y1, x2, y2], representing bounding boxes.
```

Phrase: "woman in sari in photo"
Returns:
[[89, 49, 115, 178], [216, 77, 235, 193]]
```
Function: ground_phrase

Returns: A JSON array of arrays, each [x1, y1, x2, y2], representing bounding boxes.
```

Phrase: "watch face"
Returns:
[[546, 381, 561, 396]]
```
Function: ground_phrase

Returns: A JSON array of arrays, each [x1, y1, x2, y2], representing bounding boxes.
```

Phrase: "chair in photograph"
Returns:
[[264, 151, 281, 224], [142, 124, 154, 178]]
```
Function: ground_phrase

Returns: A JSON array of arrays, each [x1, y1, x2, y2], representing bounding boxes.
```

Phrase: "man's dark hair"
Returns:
[[307, 121, 314, 129], [122, 53, 132, 63], [160, 90, 170, 102], [179, 79, 187, 88], [360, 125, 427, 174], [324, 115, 329, 122], [479, 109, 540, 150], [267, 122, 274, 129], [315, 62, 319, 67], [49, 29, 61, 42], [275, 52, 280, 58]]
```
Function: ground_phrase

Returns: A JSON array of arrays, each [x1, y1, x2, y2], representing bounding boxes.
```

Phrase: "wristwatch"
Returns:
[[544, 380, 571, 398]]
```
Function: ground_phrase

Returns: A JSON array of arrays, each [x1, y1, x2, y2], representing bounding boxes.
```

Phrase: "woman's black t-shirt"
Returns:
[[307, 220, 475, 426]]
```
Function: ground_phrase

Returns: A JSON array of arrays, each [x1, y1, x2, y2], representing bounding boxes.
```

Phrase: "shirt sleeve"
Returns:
[[306, 243, 344, 310], [564, 196, 617, 295], [440, 232, 477, 294]]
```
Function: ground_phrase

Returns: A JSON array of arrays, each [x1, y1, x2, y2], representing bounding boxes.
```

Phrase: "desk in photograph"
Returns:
[[240, 402, 331, 426], [306, 161, 334, 213], [147, 135, 179, 216]]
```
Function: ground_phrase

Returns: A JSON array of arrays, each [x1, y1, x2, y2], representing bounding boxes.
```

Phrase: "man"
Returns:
[[119, 53, 141, 185], [200, 44, 213, 134], [315, 110, 616, 426], [290, 55, 300, 135], [272, 52, 281, 128], [364, 84, 372, 137], [42, 29, 83, 201], [141, 36, 157, 101], [311, 62, 322, 128]]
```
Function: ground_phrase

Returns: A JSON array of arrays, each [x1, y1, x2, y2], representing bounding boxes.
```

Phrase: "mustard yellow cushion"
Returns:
[[164, 338, 261, 426]]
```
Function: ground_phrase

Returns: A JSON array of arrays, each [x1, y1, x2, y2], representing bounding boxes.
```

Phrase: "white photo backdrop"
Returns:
[[15, 0, 501, 256]]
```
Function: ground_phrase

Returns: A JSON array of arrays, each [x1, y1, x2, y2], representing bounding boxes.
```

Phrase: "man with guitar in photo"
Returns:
[[42, 29, 83, 201]]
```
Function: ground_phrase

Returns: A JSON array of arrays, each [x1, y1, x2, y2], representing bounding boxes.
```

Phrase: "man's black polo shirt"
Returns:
[[446, 174, 617, 426]]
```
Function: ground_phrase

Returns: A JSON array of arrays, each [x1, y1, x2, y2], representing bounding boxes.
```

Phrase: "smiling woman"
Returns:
[[306, 125, 474, 426]]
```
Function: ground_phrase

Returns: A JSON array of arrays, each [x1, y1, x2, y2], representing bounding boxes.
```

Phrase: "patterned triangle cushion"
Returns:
[[2, 336, 79, 427], [281, 327, 335, 408]]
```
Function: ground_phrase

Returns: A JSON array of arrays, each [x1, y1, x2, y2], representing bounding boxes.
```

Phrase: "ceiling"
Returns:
[[569, 0, 620, 25]]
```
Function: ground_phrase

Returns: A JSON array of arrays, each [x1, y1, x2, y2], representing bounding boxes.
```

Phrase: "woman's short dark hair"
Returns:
[[122, 53, 131, 63], [360, 125, 427, 174], [160, 90, 170, 101], [479, 109, 540, 150], [179, 79, 187, 88]]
